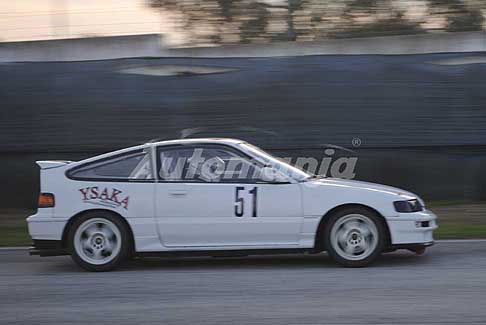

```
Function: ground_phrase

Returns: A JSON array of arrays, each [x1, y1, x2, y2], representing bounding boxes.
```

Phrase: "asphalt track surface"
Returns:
[[1, 241, 485, 324]]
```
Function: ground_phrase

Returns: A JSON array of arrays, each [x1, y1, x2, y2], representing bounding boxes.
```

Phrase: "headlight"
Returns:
[[393, 199, 423, 213]]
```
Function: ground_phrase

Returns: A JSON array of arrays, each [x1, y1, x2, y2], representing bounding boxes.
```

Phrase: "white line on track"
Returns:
[[436, 239, 486, 243], [0, 246, 30, 251]]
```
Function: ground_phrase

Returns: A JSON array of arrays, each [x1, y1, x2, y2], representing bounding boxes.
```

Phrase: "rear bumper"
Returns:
[[26, 212, 67, 241], [29, 239, 68, 257], [27, 212, 68, 257]]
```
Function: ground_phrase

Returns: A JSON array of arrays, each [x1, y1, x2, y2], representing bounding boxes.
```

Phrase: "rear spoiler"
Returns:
[[36, 161, 73, 170]]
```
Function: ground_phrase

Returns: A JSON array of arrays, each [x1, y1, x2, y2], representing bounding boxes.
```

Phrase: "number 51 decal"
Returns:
[[234, 186, 258, 217]]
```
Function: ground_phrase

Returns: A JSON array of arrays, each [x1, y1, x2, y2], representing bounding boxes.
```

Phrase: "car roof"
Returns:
[[69, 138, 246, 167], [147, 138, 245, 147]]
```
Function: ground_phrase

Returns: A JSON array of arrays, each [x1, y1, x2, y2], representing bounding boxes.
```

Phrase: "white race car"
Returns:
[[27, 138, 437, 271]]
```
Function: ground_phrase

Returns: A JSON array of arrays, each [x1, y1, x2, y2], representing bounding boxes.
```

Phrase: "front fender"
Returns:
[[301, 181, 402, 219]]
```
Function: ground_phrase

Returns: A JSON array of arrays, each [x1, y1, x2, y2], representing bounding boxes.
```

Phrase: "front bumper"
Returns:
[[385, 209, 438, 245]]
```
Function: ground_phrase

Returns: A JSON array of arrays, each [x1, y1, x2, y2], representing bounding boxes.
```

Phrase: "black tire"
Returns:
[[68, 211, 130, 272], [324, 207, 386, 267]]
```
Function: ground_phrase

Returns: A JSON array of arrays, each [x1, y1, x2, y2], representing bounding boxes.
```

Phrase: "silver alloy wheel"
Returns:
[[330, 214, 379, 261], [73, 218, 122, 265]]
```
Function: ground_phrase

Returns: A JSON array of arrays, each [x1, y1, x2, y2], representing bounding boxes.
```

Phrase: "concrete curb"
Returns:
[[0, 34, 165, 62]]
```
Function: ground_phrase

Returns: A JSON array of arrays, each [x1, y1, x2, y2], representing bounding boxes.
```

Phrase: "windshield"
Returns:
[[238, 142, 311, 182]]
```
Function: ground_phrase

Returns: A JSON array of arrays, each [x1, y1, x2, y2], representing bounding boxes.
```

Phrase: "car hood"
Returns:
[[306, 178, 418, 200]]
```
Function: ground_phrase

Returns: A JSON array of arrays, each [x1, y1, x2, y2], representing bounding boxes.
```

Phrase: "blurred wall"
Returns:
[[1, 31, 486, 62], [169, 31, 486, 57], [1, 52, 486, 208]]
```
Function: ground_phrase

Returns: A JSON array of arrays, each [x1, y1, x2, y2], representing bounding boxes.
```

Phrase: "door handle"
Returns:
[[169, 190, 188, 196]]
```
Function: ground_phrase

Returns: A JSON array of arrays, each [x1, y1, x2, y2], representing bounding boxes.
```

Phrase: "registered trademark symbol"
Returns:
[[352, 137, 362, 147]]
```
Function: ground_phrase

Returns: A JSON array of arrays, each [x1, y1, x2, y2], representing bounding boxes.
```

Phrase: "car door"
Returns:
[[154, 144, 303, 248]]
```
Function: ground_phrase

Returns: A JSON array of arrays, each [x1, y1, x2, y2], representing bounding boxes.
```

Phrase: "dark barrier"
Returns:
[[1, 53, 485, 207]]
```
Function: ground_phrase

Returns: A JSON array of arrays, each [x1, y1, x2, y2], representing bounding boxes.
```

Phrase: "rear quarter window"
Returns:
[[67, 150, 153, 181]]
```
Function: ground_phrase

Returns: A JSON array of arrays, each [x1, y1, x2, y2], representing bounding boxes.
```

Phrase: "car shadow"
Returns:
[[115, 250, 431, 272], [36, 250, 434, 273]]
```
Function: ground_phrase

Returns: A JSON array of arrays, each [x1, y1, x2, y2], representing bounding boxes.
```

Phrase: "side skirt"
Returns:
[[137, 248, 315, 258]]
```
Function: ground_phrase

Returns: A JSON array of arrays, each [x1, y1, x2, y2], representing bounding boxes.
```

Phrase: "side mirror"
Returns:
[[260, 166, 289, 183]]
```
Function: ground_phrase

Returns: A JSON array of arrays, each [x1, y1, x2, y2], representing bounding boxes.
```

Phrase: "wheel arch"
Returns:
[[61, 209, 135, 255], [313, 203, 392, 252]]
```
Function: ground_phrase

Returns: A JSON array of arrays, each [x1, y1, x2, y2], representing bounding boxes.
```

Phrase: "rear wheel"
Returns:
[[68, 212, 130, 271], [324, 207, 386, 267]]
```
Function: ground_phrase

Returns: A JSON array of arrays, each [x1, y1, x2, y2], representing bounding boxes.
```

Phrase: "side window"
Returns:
[[69, 150, 153, 181], [159, 147, 197, 181], [157, 145, 263, 182], [202, 148, 259, 182]]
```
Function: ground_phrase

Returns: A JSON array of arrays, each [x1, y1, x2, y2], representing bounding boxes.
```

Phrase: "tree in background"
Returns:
[[428, 0, 484, 32], [147, 0, 486, 46]]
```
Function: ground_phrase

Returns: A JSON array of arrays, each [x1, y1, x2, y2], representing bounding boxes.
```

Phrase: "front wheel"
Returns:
[[68, 212, 130, 271], [324, 208, 386, 267]]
